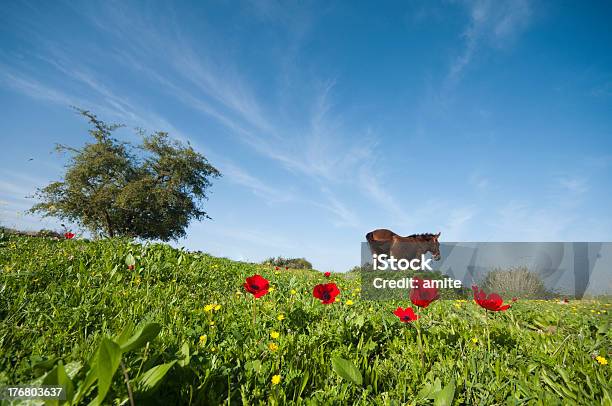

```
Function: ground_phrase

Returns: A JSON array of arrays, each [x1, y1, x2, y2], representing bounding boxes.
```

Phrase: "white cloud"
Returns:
[[448, 0, 532, 82], [558, 176, 588, 196]]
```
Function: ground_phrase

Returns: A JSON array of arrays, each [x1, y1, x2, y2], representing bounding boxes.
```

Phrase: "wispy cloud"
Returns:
[[358, 168, 410, 225], [0, 70, 78, 106], [558, 176, 589, 196], [448, 0, 532, 82], [469, 172, 490, 191], [218, 160, 293, 203]]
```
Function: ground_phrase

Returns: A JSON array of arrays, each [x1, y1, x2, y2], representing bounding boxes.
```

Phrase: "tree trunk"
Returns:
[[104, 210, 115, 238]]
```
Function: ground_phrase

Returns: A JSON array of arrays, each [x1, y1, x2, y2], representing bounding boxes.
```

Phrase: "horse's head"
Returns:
[[428, 232, 441, 261]]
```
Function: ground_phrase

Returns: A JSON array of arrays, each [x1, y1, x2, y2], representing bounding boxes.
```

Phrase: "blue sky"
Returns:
[[1, 1, 612, 272]]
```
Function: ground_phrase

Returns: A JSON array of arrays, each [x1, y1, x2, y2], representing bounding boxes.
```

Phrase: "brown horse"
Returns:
[[366, 229, 441, 261]]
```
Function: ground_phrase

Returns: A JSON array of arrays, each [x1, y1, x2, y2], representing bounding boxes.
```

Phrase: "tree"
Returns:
[[30, 109, 221, 240]]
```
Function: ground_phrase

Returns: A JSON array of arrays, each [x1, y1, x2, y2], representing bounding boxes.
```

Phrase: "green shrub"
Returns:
[[481, 266, 554, 299], [261, 256, 313, 269]]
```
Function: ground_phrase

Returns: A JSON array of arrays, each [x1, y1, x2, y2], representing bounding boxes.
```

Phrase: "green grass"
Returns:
[[0, 235, 610, 405]]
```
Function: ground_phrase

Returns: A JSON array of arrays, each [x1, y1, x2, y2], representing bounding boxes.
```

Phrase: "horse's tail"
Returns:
[[365, 231, 374, 243]]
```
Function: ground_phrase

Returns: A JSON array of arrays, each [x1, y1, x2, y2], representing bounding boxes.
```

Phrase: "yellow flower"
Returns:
[[290, 289, 297, 295], [596, 356, 608, 365], [472, 338, 478, 344], [270, 331, 280, 339], [346, 300, 354, 306], [271, 375, 281, 385], [368, 307, 373, 312], [199, 335, 207, 346], [268, 342, 279, 352], [335, 298, 340, 303], [204, 304, 214, 312], [277, 314, 285, 321], [454, 303, 461, 308], [214, 304, 222, 311], [269, 286, 275, 292], [209, 321, 215, 326]]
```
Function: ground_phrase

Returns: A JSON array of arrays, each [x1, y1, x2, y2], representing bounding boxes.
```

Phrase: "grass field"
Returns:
[[1, 234, 610, 405]]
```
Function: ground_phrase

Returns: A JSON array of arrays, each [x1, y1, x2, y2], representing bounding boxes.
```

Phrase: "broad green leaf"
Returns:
[[125, 253, 135, 267], [417, 382, 434, 400], [73, 365, 98, 405], [434, 380, 455, 406], [331, 357, 362, 385], [136, 361, 176, 395], [417, 378, 442, 400], [94, 338, 122, 406], [32, 357, 60, 375], [120, 323, 162, 353], [42, 361, 74, 406], [245, 360, 262, 373], [63, 361, 82, 380], [114, 322, 136, 347], [178, 342, 190, 367]]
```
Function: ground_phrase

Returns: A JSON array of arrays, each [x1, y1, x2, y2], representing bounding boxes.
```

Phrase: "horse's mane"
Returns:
[[407, 233, 437, 240]]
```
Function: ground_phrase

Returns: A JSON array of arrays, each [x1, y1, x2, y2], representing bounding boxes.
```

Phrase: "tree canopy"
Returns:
[[30, 109, 221, 240]]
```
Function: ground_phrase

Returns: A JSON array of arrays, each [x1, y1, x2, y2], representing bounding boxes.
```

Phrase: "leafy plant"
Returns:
[[40, 322, 166, 405], [481, 266, 553, 299], [29, 109, 221, 240]]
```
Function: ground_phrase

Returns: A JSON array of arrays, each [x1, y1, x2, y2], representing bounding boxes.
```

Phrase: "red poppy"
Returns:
[[127, 264, 135, 270], [244, 274, 270, 298], [275, 266, 279, 271], [472, 286, 511, 311], [393, 307, 419, 322], [285, 266, 289, 270], [64, 232, 75, 239], [410, 277, 440, 308], [312, 283, 340, 304], [324, 271, 331, 278]]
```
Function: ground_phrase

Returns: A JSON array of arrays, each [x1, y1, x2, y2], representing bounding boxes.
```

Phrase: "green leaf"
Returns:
[[178, 342, 190, 367], [417, 378, 442, 400], [114, 322, 136, 347], [120, 323, 162, 353], [245, 360, 262, 373], [331, 357, 362, 385], [136, 361, 176, 395], [72, 364, 98, 405], [41, 361, 74, 406], [433, 380, 455, 406], [94, 338, 122, 406], [32, 357, 60, 376], [63, 361, 82, 380], [125, 253, 136, 267]]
